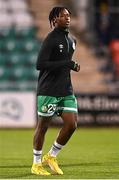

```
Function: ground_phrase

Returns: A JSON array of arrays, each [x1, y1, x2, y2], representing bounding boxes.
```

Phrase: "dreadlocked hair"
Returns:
[[49, 6, 71, 28]]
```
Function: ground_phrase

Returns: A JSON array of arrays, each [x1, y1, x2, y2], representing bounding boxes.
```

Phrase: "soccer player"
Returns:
[[31, 6, 80, 176]]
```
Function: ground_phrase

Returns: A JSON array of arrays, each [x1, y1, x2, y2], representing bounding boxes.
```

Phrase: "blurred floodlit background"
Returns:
[[0, 0, 119, 127]]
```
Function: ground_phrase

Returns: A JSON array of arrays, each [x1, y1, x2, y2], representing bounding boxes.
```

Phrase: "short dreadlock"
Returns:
[[49, 6, 71, 28]]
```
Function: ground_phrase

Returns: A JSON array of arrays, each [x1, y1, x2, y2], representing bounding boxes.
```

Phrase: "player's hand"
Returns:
[[73, 62, 80, 72]]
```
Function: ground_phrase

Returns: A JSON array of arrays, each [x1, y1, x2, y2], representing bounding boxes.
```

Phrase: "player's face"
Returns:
[[55, 9, 71, 28]]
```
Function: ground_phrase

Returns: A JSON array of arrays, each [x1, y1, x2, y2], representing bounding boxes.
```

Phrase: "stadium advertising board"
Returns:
[[0, 92, 36, 128], [0, 92, 119, 127], [76, 93, 119, 125]]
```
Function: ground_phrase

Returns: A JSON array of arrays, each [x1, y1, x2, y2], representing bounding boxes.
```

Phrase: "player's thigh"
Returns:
[[60, 95, 78, 126], [61, 112, 77, 129], [36, 116, 52, 132]]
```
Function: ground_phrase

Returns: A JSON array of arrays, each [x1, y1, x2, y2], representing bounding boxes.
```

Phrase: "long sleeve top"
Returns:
[[36, 27, 76, 97]]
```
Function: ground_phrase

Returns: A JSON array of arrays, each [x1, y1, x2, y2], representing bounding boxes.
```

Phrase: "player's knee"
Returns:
[[37, 117, 50, 135], [72, 121, 77, 131], [68, 121, 77, 133]]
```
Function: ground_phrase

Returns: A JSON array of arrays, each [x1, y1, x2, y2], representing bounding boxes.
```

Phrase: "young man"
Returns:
[[31, 6, 80, 176]]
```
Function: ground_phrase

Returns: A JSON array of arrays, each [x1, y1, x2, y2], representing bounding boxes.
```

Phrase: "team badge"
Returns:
[[41, 105, 48, 112], [72, 42, 75, 50]]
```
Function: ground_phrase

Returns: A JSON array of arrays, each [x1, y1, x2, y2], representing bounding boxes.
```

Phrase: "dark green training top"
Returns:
[[36, 27, 77, 97]]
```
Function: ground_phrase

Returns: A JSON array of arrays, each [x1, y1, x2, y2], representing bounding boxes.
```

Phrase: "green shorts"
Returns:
[[37, 95, 78, 117]]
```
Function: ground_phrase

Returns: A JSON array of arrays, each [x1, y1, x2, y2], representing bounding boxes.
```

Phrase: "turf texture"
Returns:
[[0, 128, 119, 179]]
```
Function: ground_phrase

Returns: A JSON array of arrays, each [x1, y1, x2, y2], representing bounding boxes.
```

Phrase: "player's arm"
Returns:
[[37, 59, 80, 72], [36, 35, 80, 72]]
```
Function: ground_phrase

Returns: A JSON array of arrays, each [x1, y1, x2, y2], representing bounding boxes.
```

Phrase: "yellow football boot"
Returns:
[[31, 163, 51, 176], [42, 153, 63, 175]]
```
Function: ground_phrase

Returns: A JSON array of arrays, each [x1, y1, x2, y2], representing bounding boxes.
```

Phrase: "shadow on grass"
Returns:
[[61, 162, 102, 167], [0, 173, 33, 179], [0, 165, 32, 179], [61, 161, 119, 168], [1, 162, 119, 179], [0, 165, 31, 168], [0, 163, 100, 178], [1, 161, 117, 169], [0, 162, 103, 169]]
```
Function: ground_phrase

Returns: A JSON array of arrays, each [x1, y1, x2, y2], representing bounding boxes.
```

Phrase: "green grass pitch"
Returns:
[[0, 127, 119, 179]]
